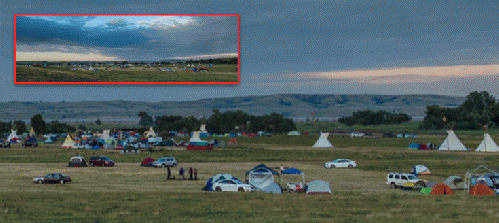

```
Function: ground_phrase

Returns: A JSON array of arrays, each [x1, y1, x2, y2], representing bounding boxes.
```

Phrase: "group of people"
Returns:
[[166, 166, 198, 181]]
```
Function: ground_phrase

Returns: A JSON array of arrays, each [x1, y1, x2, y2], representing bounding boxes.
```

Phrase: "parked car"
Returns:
[[324, 159, 357, 168], [350, 132, 365, 137], [212, 179, 256, 192], [89, 156, 114, 167], [386, 172, 422, 189], [155, 141, 174, 147], [33, 173, 72, 184], [152, 157, 178, 168], [68, 156, 87, 167]]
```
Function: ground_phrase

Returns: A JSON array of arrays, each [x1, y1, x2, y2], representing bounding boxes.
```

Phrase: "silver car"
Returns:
[[152, 157, 178, 167]]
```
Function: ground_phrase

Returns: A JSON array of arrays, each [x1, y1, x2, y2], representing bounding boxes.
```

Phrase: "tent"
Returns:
[[67, 156, 87, 167], [7, 130, 20, 142], [262, 183, 283, 193], [418, 144, 429, 150], [410, 165, 431, 175], [429, 183, 454, 195], [189, 131, 206, 143], [202, 174, 241, 191], [61, 135, 76, 149], [443, 176, 465, 190], [145, 127, 157, 138], [287, 131, 300, 136], [280, 168, 306, 186], [199, 125, 208, 133], [420, 187, 432, 194], [469, 183, 495, 196], [246, 164, 280, 190], [306, 180, 331, 194], [408, 143, 420, 150], [464, 165, 499, 189], [100, 130, 111, 141], [141, 157, 155, 167], [228, 138, 239, 145], [476, 133, 499, 152], [312, 132, 334, 148], [29, 127, 36, 136], [438, 130, 467, 151]]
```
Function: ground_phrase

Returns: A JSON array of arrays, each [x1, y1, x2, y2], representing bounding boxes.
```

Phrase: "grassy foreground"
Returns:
[[1, 191, 499, 222], [15, 65, 238, 82]]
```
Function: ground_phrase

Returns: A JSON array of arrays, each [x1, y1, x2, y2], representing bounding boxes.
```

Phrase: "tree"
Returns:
[[13, 121, 27, 134], [31, 114, 47, 135], [96, 119, 102, 125], [138, 112, 153, 126], [0, 122, 12, 135], [78, 124, 87, 131]]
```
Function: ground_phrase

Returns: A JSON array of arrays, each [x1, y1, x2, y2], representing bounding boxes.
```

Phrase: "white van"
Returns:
[[386, 172, 421, 189]]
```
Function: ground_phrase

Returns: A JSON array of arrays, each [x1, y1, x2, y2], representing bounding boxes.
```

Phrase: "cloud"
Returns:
[[16, 52, 122, 61]]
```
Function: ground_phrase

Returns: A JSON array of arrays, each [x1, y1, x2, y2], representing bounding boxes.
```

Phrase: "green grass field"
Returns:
[[15, 64, 238, 82], [2, 132, 499, 222]]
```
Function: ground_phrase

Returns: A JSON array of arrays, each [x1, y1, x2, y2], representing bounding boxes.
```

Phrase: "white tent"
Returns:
[[438, 130, 467, 151], [476, 133, 499, 152], [7, 130, 19, 141], [189, 131, 206, 143], [86, 66, 94, 71], [61, 135, 76, 149], [145, 127, 157, 138], [199, 124, 208, 133], [410, 165, 431, 175], [287, 131, 300, 136], [101, 129, 111, 141], [29, 127, 36, 136], [312, 132, 334, 148], [306, 180, 331, 194]]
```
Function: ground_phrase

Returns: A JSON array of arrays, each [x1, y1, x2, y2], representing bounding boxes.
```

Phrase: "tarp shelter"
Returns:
[[469, 183, 494, 196], [408, 143, 420, 150], [312, 132, 334, 148], [411, 165, 431, 175], [287, 131, 300, 136], [262, 183, 283, 193], [202, 174, 241, 191], [306, 180, 331, 194], [61, 135, 76, 148], [246, 164, 280, 190], [443, 176, 465, 190], [280, 168, 306, 186], [438, 130, 467, 151], [464, 165, 499, 189], [141, 157, 155, 167], [430, 183, 454, 195], [476, 133, 499, 152]]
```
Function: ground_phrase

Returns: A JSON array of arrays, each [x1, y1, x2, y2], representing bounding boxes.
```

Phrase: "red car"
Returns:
[[89, 156, 115, 167]]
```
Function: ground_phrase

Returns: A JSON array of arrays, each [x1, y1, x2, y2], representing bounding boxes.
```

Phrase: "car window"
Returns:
[[395, 175, 400, 179], [401, 176, 408, 180], [388, 174, 393, 178], [408, 175, 416, 180]]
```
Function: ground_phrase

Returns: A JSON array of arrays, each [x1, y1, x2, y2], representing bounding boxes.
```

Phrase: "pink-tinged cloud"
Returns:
[[299, 65, 499, 83]]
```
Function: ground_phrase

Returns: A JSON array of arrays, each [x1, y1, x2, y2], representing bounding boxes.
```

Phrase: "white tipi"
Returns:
[[476, 133, 499, 152], [189, 131, 203, 142], [7, 130, 19, 141], [101, 129, 111, 141], [145, 127, 157, 137], [199, 124, 208, 133], [61, 135, 76, 149], [438, 130, 467, 151], [312, 132, 334, 148]]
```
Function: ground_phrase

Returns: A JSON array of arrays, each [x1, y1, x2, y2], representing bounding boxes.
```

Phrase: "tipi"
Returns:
[[312, 132, 334, 148], [189, 131, 204, 143], [145, 127, 157, 137], [101, 129, 111, 141], [476, 133, 499, 152], [7, 130, 19, 141], [199, 125, 208, 133], [61, 135, 76, 149], [438, 130, 467, 151], [29, 127, 36, 136]]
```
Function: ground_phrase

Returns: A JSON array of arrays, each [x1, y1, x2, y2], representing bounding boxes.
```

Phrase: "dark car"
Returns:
[[22, 137, 39, 147], [89, 156, 114, 167], [155, 140, 174, 147], [33, 173, 72, 184]]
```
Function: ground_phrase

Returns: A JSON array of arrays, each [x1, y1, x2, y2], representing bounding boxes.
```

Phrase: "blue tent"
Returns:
[[408, 143, 420, 150], [282, 168, 303, 175], [90, 145, 100, 150], [246, 164, 280, 175]]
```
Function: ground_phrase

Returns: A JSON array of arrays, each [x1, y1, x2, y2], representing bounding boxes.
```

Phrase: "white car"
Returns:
[[212, 179, 256, 192], [386, 172, 422, 189], [350, 132, 365, 137], [152, 157, 178, 167], [324, 159, 357, 168]]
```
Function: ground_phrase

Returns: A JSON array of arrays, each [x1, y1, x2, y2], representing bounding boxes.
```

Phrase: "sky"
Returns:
[[1, 0, 499, 102], [16, 15, 238, 61]]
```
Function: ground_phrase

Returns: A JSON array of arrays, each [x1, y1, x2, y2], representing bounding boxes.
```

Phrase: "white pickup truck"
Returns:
[[386, 172, 422, 189]]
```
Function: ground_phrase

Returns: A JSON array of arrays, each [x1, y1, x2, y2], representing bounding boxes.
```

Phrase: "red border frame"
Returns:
[[14, 14, 240, 85]]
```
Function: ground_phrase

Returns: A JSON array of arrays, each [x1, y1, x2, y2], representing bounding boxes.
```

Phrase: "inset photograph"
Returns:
[[14, 14, 239, 84]]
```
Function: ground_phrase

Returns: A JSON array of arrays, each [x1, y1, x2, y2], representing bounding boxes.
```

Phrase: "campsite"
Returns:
[[2, 127, 499, 222]]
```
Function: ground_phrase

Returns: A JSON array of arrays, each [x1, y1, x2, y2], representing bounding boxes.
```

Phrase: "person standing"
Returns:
[[167, 166, 171, 180], [280, 164, 285, 173], [189, 167, 193, 180], [179, 167, 185, 180]]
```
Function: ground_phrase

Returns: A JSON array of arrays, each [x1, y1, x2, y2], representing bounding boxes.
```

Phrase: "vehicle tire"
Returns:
[[172, 163, 177, 167], [37, 180, 43, 184], [162, 164, 166, 168], [60, 180, 64, 185], [390, 183, 396, 189], [215, 187, 222, 192], [331, 165, 336, 168], [238, 187, 245, 192], [348, 164, 353, 168]]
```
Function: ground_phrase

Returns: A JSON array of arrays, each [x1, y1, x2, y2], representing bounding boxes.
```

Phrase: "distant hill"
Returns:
[[0, 94, 467, 122]]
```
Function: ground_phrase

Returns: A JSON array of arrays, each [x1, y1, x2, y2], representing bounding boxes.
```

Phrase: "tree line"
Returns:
[[420, 91, 499, 130], [0, 114, 76, 136], [338, 110, 412, 126]]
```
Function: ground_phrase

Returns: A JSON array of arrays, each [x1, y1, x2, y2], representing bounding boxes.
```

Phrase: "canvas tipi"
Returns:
[[101, 129, 111, 141], [438, 130, 467, 151], [29, 127, 36, 136], [7, 130, 19, 141], [61, 135, 76, 149], [145, 127, 157, 137], [476, 133, 499, 152], [189, 131, 205, 143], [199, 124, 208, 133], [312, 132, 334, 148]]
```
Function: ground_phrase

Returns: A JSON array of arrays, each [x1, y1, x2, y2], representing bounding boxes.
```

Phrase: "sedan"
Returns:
[[33, 173, 72, 184], [212, 179, 256, 192], [324, 159, 357, 168]]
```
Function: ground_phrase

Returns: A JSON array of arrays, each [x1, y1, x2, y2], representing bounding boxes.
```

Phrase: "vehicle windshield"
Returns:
[[103, 157, 109, 161], [408, 175, 417, 180], [158, 158, 166, 162]]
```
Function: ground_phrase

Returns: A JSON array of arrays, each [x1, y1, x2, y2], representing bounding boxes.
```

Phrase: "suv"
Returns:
[[152, 157, 178, 168], [386, 172, 421, 189], [89, 156, 115, 167]]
